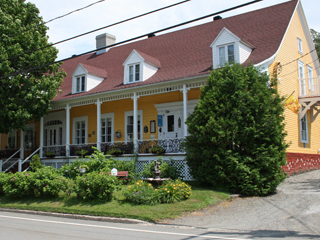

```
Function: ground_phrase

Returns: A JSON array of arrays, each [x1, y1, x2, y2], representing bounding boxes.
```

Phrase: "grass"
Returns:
[[0, 183, 229, 222]]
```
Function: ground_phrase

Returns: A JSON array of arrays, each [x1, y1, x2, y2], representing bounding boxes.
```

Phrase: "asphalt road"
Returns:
[[162, 169, 320, 239]]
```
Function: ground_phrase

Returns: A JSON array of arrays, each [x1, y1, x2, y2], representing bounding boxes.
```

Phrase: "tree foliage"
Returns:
[[184, 64, 288, 196], [0, 0, 65, 133], [310, 29, 320, 59]]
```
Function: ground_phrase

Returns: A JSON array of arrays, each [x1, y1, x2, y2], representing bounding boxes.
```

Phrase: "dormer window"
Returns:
[[72, 63, 106, 94], [129, 64, 140, 82], [123, 50, 160, 85], [219, 44, 235, 66], [76, 75, 86, 93]]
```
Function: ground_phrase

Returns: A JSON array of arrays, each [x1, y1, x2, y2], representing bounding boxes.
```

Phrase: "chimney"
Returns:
[[96, 33, 116, 55]]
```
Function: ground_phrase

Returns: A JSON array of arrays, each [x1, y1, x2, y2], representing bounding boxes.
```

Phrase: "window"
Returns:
[[298, 60, 305, 95], [24, 127, 34, 150], [76, 75, 86, 93], [300, 111, 308, 143], [44, 120, 63, 146], [128, 64, 140, 82], [7, 130, 16, 149], [125, 110, 142, 142], [307, 65, 314, 93], [101, 113, 114, 143], [73, 117, 87, 144], [219, 44, 235, 66], [298, 38, 303, 54]]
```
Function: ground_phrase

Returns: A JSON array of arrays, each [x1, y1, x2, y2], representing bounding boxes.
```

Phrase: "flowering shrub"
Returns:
[[123, 179, 192, 205], [123, 180, 159, 205], [157, 179, 192, 203], [75, 172, 118, 201], [32, 167, 68, 197], [0, 172, 12, 195], [3, 172, 34, 198]]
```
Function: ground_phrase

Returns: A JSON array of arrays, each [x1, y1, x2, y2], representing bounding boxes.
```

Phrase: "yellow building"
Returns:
[[1, 0, 319, 175]]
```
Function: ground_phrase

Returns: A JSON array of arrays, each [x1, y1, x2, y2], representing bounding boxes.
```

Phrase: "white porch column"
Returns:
[[20, 129, 24, 160], [66, 104, 71, 157], [39, 117, 44, 158], [133, 92, 139, 153], [0, 160, 2, 173], [183, 84, 189, 137], [96, 98, 101, 151]]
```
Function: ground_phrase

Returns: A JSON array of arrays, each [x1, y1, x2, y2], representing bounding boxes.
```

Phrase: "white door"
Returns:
[[44, 126, 62, 146], [162, 111, 183, 139]]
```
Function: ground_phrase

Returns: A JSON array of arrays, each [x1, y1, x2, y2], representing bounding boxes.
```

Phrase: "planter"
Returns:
[[79, 168, 87, 174]]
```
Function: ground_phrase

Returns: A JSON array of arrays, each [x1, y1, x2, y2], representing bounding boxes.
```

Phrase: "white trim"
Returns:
[[100, 112, 115, 143], [7, 129, 17, 149], [210, 27, 241, 47], [24, 123, 35, 150], [73, 116, 88, 144], [125, 110, 143, 142], [300, 110, 308, 143], [298, 37, 303, 54]]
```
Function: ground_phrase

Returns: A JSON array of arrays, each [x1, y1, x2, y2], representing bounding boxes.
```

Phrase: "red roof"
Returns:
[[54, 0, 297, 102], [80, 63, 107, 78]]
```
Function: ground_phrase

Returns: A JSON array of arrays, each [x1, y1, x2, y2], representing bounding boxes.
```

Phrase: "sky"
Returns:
[[27, 0, 319, 61]]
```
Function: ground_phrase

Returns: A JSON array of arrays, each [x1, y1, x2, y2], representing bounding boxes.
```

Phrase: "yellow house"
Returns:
[[1, 0, 319, 175]]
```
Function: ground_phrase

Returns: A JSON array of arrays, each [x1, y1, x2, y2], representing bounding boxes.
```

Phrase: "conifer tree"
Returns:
[[184, 64, 288, 196]]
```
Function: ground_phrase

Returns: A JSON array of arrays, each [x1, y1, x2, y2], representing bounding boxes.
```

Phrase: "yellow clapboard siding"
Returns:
[[271, 9, 319, 154]]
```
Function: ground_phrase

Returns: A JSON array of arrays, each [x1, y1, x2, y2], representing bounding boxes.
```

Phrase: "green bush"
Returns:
[[3, 172, 35, 198], [107, 148, 124, 156], [110, 159, 136, 182], [123, 179, 191, 205], [139, 158, 183, 180], [0, 172, 12, 196], [32, 167, 68, 197], [30, 154, 43, 172], [76, 149, 88, 158], [184, 63, 287, 196], [44, 151, 56, 158], [75, 172, 118, 201]]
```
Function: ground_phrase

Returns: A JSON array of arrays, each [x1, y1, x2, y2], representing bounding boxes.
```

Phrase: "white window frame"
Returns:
[[307, 65, 314, 92], [128, 63, 141, 83], [300, 110, 308, 143], [124, 110, 143, 142], [298, 37, 303, 54], [7, 129, 16, 149], [218, 44, 235, 66], [24, 124, 35, 150], [298, 60, 305, 95], [101, 113, 114, 143], [75, 75, 86, 93], [44, 120, 63, 147], [73, 116, 88, 144]]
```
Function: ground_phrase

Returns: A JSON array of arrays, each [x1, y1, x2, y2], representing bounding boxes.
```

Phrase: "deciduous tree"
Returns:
[[0, 0, 65, 133]]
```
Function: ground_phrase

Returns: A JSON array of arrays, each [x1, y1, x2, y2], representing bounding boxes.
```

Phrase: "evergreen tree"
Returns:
[[184, 64, 288, 196], [0, 0, 66, 133]]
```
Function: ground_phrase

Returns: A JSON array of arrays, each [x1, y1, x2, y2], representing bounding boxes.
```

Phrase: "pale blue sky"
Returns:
[[28, 0, 319, 60]]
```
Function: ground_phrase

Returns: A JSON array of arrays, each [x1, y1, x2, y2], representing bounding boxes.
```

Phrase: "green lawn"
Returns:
[[0, 185, 229, 222]]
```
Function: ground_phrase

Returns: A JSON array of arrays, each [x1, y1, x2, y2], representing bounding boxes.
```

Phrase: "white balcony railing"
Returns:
[[299, 76, 320, 97]]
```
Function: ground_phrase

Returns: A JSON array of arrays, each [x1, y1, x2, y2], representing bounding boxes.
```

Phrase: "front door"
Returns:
[[160, 111, 183, 139], [44, 126, 63, 146]]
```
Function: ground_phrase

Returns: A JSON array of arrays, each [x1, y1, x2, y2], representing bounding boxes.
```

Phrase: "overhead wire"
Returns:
[[0, 0, 106, 42], [0, 0, 263, 81], [0, 0, 191, 64]]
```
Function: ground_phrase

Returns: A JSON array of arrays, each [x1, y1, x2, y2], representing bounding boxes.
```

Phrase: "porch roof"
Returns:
[[53, 0, 297, 102]]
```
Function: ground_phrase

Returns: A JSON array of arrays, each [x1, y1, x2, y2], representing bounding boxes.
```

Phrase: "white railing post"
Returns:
[[20, 130, 24, 160], [183, 84, 189, 137], [96, 99, 101, 151], [0, 160, 2, 173], [65, 104, 71, 157], [133, 92, 139, 154], [40, 117, 44, 158], [18, 159, 22, 172]]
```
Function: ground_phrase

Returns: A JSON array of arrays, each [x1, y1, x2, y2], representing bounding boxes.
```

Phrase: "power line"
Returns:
[[0, 0, 191, 64], [0, 0, 263, 80], [0, 0, 106, 42], [280, 56, 320, 78], [281, 49, 316, 67]]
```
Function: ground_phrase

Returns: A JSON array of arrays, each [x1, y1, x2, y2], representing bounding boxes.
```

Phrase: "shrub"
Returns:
[[157, 179, 191, 203], [3, 172, 35, 198], [76, 149, 88, 158], [30, 154, 43, 172], [75, 172, 118, 201], [0, 172, 12, 195], [32, 167, 68, 197], [184, 63, 287, 196], [150, 145, 165, 155], [110, 159, 136, 182], [123, 179, 192, 205], [123, 180, 159, 205]]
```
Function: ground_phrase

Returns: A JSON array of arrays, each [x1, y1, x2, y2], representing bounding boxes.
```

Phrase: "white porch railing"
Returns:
[[298, 76, 320, 97], [1, 149, 21, 172]]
